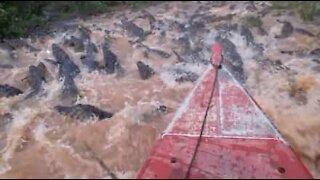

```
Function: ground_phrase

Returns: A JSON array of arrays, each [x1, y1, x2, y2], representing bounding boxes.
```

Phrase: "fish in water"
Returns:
[[121, 20, 145, 41], [64, 36, 85, 52], [216, 37, 247, 84], [0, 84, 23, 98], [137, 43, 171, 59], [172, 69, 199, 83], [275, 20, 293, 39], [51, 43, 80, 79], [50, 44, 80, 103], [24, 63, 47, 99], [102, 45, 119, 74], [136, 61, 155, 80], [0, 64, 14, 69], [81, 41, 100, 72], [240, 25, 254, 46], [54, 104, 113, 121]]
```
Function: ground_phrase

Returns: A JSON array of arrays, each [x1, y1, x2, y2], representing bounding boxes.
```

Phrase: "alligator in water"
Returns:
[[54, 104, 113, 121]]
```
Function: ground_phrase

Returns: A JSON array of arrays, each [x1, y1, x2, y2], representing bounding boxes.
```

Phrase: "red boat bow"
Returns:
[[136, 43, 313, 179]]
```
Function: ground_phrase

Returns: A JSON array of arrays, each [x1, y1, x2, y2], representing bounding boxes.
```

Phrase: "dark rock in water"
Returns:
[[81, 42, 99, 72], [54, 104, 113, 121], [121, 20, 145, 41], [275, 20, 293, 39], [295, 28, 315, 37], [64, 36, 85, 52], [137, 61, 155, 80], [0, 84, 23, 98], [173, 69, 199, 83], [216, 37, 246, 83], [52, 43, 80, 79], [240, 25, 254, 46], [0, 64, 14, 69], [24, 64, 46, 99], [310, 48, 320, 57], [102, 45, 118, 74]]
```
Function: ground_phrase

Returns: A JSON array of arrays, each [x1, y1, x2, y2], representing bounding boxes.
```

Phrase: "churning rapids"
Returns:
[[0, 1, 320, 178]]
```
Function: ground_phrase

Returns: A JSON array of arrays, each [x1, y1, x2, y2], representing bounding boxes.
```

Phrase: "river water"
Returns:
[[0, 1, 319, 178]]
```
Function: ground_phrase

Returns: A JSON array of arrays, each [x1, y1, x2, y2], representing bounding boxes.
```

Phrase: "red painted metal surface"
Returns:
[[136, 43, 313, 179]]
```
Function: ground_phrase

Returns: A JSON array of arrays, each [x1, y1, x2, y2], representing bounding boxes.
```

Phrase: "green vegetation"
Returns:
[[271, 1, 320, 21], [127, 1, 153, 10], [0, 1, 153, 39], [245, 15, 263, 27]]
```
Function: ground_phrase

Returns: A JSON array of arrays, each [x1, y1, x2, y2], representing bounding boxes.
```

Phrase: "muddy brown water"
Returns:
[[0, 1, 320, 178]]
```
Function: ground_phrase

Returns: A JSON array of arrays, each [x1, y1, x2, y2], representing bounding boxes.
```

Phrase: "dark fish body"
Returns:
[[0, 84, 23, 98], [61, 75, 79, 103], [121, 20, 145, 40], [240, 25, 254, 46], [173, 69, 199, 83], [295, 28, 314, 37], [0, 64, 14, 69], [51, 44, 80, 102], [52, 43, 80, 79], [310, 48, 320, 57], [81, 42, 99, 72], [54, 104, 113, 121], [64, 36, 85, 52], [137, 61, 155, 80], [217, 37, 246, 83], [275, 21, 293, 39], [25, 64, 46, 99], [102, 45, 118, 74]]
